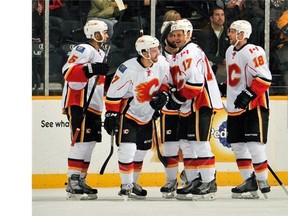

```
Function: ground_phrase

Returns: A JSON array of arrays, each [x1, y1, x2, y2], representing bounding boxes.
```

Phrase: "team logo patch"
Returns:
[[119, 64, 127, 73], [76, 45, 85, 53]]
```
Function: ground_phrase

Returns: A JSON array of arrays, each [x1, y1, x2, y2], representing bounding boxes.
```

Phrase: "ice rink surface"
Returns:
[[33, 186, 288, 216]]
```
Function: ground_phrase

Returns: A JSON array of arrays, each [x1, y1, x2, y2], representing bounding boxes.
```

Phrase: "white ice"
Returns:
[[32, 186, 288, 216]]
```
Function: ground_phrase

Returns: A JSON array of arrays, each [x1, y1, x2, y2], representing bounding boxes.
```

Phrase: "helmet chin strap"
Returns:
[[234, 33, 243, 47], [93, 32, 104, 43], [142, 50, 157, 64]]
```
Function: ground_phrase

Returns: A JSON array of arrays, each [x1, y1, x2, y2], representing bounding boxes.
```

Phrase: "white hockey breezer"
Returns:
[[160, 179, 178, 199]]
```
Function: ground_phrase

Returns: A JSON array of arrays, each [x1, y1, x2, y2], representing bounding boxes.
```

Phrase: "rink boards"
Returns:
[[32, 96, 288, 189]]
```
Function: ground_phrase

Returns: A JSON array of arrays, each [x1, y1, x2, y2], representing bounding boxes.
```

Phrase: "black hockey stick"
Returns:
[[152, 115, 168, 167], [71, 45, 111, 146], [268, 164, 288, 196], [99, 132, 114, 174]]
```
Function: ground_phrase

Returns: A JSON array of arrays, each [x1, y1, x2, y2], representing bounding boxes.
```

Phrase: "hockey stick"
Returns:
[[70, 44, 111, 146], [99, 132, 114, 174], [152, 115, 168, 167], [268, 164, 288, 196]]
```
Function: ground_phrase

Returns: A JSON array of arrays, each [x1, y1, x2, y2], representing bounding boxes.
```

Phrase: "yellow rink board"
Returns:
[[32, 172, 288, 189]]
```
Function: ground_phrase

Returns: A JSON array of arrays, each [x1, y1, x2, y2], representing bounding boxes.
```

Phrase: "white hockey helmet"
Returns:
[[135, 35, 160, 55], [83, 20, 108, 39], [171, 19, 193, 35], [229, 20, 252, 39]]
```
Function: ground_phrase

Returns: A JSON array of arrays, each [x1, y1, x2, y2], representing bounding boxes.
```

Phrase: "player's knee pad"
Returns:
[[231, 142, 250, 159], [134, 149, 147, 162], [69, 142, 92, 159], [192, 141, 213, 157], [163, 141, 180, 156], [247, 141, 267, 163], [118, 142, 137, 163], [179, 139, 196, 158]]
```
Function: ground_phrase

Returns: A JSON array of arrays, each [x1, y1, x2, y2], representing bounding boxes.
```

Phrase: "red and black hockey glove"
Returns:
[[234, 87, 257, 109], [104, 112, 119, 135]]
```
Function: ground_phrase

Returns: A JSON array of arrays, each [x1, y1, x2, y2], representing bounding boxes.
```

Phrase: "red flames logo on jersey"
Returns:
[[136, 78, 159, 103], [111, 75, 120, 84]]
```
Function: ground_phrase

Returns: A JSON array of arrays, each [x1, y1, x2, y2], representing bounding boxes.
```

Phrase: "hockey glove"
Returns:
[[166, 90, 186, 110], [83, 63, 110, 78], [218, 82, 227, 97], [150, 91, 169, 110], [234, 87, 257, 109], [104, 112, 120, 135]]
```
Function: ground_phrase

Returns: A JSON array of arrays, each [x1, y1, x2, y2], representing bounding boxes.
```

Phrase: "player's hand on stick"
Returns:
[[150, 91, 169, 110], [104, 112, 120, 135], [84, 63, 110, 78], [166, 87, 186, 110]]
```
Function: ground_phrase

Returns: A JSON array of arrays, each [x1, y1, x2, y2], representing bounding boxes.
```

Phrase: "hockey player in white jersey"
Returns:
[[158, 21, 181, 198], [167, 19, 223, 200], [223, 20, 272, 199], [61, 20, 110, 200], [104, 35, 171, 200]]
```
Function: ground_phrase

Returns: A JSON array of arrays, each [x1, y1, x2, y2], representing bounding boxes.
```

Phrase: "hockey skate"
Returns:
[[79, 178, 98, 200], [257, 180, 270, 199], [160, 179, 178, 199], [66, 174, 85, 200], [176, 177, 202, 200], [118, 184, 133, 201], [129, 183, 147, 199], [231, 173, 259, 199], [191, 178, 217, 201]]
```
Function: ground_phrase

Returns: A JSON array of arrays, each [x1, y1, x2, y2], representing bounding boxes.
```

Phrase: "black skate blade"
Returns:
[[232, 191, 259, 199]]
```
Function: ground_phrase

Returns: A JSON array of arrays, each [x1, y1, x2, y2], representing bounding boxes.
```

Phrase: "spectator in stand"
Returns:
[[220, 0, 265, 47], [49, 0, 71, 20], [197, 5, 230, 82], [87, 0, 125, 41], [32, 0, 44, 42], [270, 10, 288, 90], [163, 9, 182, 22]]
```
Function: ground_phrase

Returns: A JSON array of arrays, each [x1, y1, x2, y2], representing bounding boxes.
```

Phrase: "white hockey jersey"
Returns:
[[225, 44, 272, 115], [61, 43, 106, 115], [105, 55, 171, 124], [174, 42, 223, 112]]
